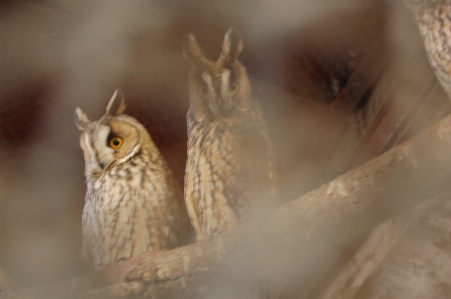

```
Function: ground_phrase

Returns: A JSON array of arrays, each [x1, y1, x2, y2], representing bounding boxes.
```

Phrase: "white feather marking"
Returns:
[[117, 144, 141, 165], [95, 126, 114, 169], [201, 72, 214, 94], [221, 69, 231, 95], [84, 133, 102, 176], [84, 133, 96, 161]]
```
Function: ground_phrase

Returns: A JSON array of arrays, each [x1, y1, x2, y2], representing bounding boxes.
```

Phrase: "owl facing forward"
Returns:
[[183, 28, 278, 239], [74, 89, 191, 271]]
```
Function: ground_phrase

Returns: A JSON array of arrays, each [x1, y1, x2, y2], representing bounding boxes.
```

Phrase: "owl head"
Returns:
[[74, 89, 151, 179], [182, 27, 253, 122]]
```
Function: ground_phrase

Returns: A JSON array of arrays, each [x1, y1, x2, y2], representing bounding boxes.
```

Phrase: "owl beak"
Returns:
[[211, 96, 233, 117]]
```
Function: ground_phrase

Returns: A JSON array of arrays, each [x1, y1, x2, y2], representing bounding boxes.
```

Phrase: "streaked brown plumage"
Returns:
[[74, 89, 191, 271], [406, 0, 451, 100], [321, 3, 451, 288], [316, 4, 451, 297], [183, 27, 278, 239]]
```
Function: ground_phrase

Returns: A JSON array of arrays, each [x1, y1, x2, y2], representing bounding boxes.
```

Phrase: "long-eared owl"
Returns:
[[74, 89, 191, 271], [182, 27, 278, 239]]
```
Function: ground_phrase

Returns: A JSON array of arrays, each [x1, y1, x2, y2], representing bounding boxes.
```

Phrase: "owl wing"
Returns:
[[184, 144, 209, 236]]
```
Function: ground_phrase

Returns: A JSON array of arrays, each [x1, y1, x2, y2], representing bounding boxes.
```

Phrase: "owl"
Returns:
[[182, 27, 278, 239], [405, 0, 451, 100], [74, 89, 192, 271]]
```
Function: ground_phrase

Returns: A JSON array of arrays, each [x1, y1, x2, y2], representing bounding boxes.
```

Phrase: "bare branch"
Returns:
[[319, 190, 451, 299], [7, 113, 451, 299]]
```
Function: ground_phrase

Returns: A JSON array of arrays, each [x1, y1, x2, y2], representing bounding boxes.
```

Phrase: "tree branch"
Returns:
[[9, 113, 451, 299], [319, 190, 451, 299]]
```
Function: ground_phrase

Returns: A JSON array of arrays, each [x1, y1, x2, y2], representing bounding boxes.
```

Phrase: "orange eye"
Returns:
[[109, 136, 123, 149], [230, 82, 240, 93], [197, 85, 208, 96]]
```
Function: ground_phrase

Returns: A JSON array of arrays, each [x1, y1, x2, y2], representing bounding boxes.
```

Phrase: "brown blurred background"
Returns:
[[0, 0, 449, 291]]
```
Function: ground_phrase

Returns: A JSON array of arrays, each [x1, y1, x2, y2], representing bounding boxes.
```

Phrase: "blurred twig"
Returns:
[[319, 190, 451, 299], [0, 267, 18, 293], [0, 267, 32, 299], [6, 112, 451, 299]]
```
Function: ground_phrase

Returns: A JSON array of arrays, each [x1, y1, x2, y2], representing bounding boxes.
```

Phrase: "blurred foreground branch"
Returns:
[[7, 113, 451, 299], [319, 190, 451, 299], [0, 267, 24, 299]]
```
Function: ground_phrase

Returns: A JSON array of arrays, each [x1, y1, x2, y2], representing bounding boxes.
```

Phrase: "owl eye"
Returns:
[[197, 85, 208, 96], [109, 136, 123, 149], [230, 82, 240, 93]]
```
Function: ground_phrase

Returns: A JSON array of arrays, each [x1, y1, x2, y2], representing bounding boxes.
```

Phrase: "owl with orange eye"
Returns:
[[74, 89, 192, 271]]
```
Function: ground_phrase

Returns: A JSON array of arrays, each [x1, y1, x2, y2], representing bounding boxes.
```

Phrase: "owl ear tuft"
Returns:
[[74, 107, 91, 131], [106, 89, 126, 116], [182, 33, 208, 66], [220, 27, 243, 64]]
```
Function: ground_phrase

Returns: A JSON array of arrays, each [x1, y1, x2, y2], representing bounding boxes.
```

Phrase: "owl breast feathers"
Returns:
[[74, 89, 191, 271], [407, 0, 451, 100], [183, 28, 278, 238]]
